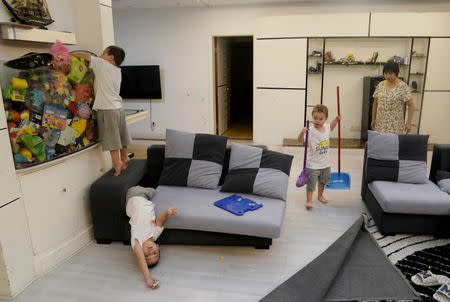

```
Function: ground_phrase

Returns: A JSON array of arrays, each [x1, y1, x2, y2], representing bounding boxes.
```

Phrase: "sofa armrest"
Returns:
[[361, 143, 368, 200], [430, 144, 450, 184], [90, 159, 148, 242]]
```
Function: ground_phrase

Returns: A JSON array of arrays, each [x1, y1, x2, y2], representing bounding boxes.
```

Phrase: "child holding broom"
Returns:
[[298, 104, 340, 210]]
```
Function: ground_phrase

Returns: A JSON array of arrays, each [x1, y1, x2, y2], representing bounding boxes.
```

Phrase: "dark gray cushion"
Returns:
[[367, 131, 429, 184], [152, 185, 285, 238], [368, 180, 450, 215], [437, 170, 450, 194], [220, 143, 293, 200], [159, 129, 227, 189]]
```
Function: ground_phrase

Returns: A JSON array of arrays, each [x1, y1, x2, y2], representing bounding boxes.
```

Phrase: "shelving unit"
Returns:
[[0, 23, 76, 44]]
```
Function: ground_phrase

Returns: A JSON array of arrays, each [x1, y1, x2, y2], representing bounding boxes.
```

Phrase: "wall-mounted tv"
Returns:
[[120, 65, 162, 99]]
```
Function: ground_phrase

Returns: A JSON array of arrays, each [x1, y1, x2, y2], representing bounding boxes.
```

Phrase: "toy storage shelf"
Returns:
[[0, 23, 76, 44], [324, 62, 409, 66]]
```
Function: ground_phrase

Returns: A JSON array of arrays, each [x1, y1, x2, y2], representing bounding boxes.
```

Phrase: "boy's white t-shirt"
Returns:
[[89, 56, 123, 110], [306, 123, 331, 169], [126, 196, 164, 249]]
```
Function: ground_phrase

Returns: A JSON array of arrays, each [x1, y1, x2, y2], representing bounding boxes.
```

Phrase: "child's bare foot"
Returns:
[[113, 161, 123, 176], [122, 157, 131, 171], [306, 200, 313, 210], [318, 196, 328, 204]]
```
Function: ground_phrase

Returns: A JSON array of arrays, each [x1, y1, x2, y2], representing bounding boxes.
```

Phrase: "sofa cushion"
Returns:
[[437, 170, 450, 194], [151, 185, 286, 238], [220, 143, 293, 200], [367, 131, 429, 184], [368, 180, 450, 216], [158, 129, 227, 189]]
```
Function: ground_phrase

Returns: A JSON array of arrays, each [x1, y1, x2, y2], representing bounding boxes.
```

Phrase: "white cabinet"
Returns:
[[425, 39, 450, 91], [254, 89, 305, 145], [255, 38, 307, 89], [256, 13, 370, 38], [419, 92, 450, 144], [370, 13, 450, 37], [0, 199, 34, 298], [0, 131, 20, 207], [19, 149, 103, 255]]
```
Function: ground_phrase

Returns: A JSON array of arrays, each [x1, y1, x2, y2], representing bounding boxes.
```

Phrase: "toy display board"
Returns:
[[214, 194, 263, 216], [1, 42, 97, 169]]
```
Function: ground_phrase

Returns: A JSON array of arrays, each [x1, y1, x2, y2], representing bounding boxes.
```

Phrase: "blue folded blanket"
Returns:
[[214, 194, 263, 216]]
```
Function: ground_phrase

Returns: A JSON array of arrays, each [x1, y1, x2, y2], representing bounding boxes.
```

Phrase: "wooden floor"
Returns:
[[5, 144, 373, 302], [222, 120, 253, 140]]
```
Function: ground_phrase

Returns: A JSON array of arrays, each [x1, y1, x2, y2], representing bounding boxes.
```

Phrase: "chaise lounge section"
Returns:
[[90, 144, 290, 249]]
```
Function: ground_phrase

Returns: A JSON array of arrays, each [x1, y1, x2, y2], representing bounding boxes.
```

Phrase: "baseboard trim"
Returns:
[[33, 227, 94, 277]]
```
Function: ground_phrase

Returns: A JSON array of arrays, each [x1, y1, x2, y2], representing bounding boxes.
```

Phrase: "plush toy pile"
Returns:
[[2, 40, 97, 168]]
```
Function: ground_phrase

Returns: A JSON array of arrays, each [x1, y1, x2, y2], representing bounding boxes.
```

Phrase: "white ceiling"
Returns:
[[111, 0, 450, 9], [111, 0, 352, 9]]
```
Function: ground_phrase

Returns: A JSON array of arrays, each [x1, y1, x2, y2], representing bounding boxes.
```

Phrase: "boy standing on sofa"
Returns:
[[72, 46, 131, 176], [298, 104, 340, 210], [126, 186, 177, 289]]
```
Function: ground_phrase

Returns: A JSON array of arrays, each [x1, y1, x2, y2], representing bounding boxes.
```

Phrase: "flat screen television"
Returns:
[[120, 65, 162, 99]]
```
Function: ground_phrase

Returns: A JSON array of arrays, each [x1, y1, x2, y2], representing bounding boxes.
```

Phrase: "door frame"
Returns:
[[211, 34, 254, 136]]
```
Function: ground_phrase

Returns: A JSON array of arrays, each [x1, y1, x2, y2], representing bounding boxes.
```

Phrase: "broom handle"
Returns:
[[337, 86, 341, 174], [303, 120, 309, 170]]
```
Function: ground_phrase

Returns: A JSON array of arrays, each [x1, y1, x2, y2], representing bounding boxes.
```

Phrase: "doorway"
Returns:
[[214, 36, 253, 140]]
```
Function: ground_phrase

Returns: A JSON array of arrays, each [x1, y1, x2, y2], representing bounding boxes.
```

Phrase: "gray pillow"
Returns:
[[159, 129, 227, 189], [366, 131, 429, 184], [437, 170, 450, 194], [220, 143, 293, 200]]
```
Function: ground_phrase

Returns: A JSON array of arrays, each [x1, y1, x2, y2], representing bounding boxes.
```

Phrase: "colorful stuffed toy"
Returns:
[[49, 40, 70, 74], [68, 56, 88, 84], [77, 103, 91, 119], [20, 134, 46, 162], [74, 84, 92, 103]]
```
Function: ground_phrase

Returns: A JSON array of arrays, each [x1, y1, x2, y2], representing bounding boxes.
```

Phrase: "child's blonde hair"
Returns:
[[312, 104, 328, 118]]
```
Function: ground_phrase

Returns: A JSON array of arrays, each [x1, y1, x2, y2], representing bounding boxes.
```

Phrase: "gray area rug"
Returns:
[[260, 215, 420, 302], [368, 218, 450, 301]]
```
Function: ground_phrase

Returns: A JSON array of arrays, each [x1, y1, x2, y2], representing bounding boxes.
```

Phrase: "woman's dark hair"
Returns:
[[383, 61, 400, 77]]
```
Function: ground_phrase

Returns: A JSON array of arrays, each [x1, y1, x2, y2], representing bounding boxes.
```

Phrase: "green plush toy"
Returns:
[[68, 56, 88, 84], [20, 134, 46, 162]]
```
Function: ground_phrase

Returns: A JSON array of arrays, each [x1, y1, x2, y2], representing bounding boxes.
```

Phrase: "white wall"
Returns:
[[114, 2, 450, 141]]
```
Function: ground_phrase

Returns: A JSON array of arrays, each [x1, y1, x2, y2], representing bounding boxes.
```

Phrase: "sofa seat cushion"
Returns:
[[368, 180, 450, 216], [151, 185, 286, 238]]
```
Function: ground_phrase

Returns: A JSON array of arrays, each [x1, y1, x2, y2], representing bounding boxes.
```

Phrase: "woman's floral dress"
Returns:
[[373, 80, 412, 134]]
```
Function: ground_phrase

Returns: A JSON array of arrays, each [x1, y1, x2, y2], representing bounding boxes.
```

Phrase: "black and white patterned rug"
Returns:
[[367, 218, 450, 301]]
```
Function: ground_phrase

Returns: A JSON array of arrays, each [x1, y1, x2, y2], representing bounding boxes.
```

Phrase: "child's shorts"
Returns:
[[97, 108, 131, 151], [306, 167, 331, 192]]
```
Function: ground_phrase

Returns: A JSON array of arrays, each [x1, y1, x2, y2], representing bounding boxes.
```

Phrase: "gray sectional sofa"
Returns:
[[361, 132, 450, 237], [90, 141, 293, 249]]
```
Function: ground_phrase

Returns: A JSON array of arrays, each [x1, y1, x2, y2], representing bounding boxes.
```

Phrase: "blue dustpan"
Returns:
[[326, 172, 351, 189], [326, 86, 351, 190]]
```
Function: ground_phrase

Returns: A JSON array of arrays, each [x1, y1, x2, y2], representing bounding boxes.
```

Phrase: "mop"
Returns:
[[296, 120, 310, 188]]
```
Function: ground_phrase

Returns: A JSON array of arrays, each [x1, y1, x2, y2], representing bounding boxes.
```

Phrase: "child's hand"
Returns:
[[146, 277, 159, 289], [335, 115, 341, 122], [167, 208, 177, 216]]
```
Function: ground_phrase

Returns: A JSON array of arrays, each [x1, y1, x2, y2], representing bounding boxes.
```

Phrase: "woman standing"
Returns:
[[371, 62, 415, 134]]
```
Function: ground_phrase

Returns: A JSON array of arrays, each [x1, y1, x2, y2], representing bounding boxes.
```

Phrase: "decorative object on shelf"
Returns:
[[366, 51, 379, 64], [411, 81, 418, 92], [338, 53, 359, 65], [1, 41, 98, 169], [390, 55, 406, 65], [310, 49, 322, 57], [324, 51, 335, 63], [1, 0, 54, 27], [308, 61, 322, 74]]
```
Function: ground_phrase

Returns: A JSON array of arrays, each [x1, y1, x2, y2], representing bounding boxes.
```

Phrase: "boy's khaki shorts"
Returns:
[[306, 167, 331, 192], [97, 108, 131, 151]]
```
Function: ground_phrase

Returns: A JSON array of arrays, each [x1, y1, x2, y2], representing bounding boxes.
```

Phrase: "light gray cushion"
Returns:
[[366, 131, 429, 184], [220, 143, 293, 200], [158, 129, 227, 189], [368, 180, 450, 216], [437, 170, 450, 194], [151, 185, 286, 238]]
